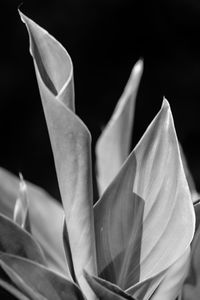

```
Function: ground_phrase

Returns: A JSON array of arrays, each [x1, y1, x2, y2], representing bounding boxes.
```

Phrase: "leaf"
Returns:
[[125, 270, 165, 300], [181, 201, 200, 299], [0, 167, 68, 278], [0, 254, 84, 300], [94, 99, 195, 297], [84, 271, 135, 300], [94, 165, 144, 289], [131, 99, 194, 282], [148, 248, 190, 300], [0, 267, 29, 300], [13, 174, 31, 232], [179, 143, 199, 202], [62, 219, 77, 284], [96, 60, 143, 195], [20, 12, 97, 299], [0, 213, 45, 265]]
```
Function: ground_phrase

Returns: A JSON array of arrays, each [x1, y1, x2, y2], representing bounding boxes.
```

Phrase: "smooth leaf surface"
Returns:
[[62, 219, 77, 284], [94, 159, 144, 289], [0, 167, 67, 277], [95, 99, 195, 299], [179, 143, 199, 202], [132, 99, 194, 281], [149, 248, 190, 300], [0, 254, 84, 300], [96, 60, 143, 195], [0, 213, 45, 265], [84, 271, 135, 300], [20, 12, 97, 299], [125, 270, 165, 300], [181, 201, 200, 299]]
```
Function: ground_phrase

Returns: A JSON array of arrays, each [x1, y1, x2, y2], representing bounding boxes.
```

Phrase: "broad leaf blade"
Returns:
[[0, 254, 84, 300], [133, 99, 194, 282], [94, 168, 144, 289], [20, 12, 97, 299], [181, 202, 200, 299], [84, 271, 135, 300], [0, 213, 45, 265], [148, 248, 190, 300], [0, 167, 67, 278], [95, 99, 195, 298], [96, 60, 143, 195]]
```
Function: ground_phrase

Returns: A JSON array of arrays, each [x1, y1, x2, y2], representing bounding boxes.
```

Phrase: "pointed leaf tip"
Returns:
[[20, 13, 97, 299], [132, 99, 195, 283]]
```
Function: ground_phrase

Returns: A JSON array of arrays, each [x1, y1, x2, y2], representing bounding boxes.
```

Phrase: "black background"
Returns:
[[1, 0, 200, 202]]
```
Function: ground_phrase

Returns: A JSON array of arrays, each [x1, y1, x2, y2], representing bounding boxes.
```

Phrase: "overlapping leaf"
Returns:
[[96, 60, 143, 195], [132, 100, 194, 283], [84, 271, 135, 300], [0, 213, 45, 265], [0, 254, 84, 300], [0, 167, 67, 278], [180, 201, 200, 299], [94, 99, 195, 299], [0, 266, 29, 300], [20, 12, 97, 299], [179, 144, 199, 202]]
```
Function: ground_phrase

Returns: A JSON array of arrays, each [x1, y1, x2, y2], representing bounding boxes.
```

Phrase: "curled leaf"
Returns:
[[96, 60, 143, 195], [20, 11, 97, 299]]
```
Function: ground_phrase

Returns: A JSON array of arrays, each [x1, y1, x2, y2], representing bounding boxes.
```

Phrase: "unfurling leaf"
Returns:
[[96, 60, 143, 195], [0, 213, 45, 265], [0, 254, 84, 300], [20, 12, 97, 299], [13, 173, 31, 232]]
